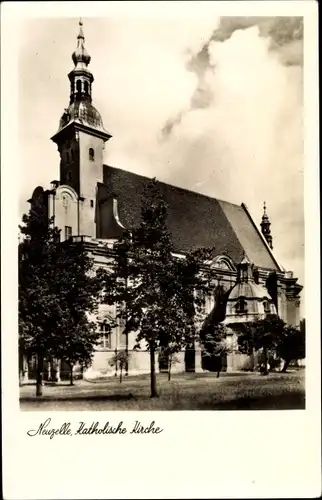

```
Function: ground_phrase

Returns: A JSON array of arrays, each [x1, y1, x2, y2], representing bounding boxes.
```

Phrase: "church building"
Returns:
[[26, 21, 302, 380]]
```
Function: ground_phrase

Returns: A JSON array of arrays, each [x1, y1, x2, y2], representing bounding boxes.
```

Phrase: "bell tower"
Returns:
[[51, 20, 111, 238]]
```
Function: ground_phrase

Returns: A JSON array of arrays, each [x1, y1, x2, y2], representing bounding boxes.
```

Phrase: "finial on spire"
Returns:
[[240, 252, 251, 265], [263, 201, 267, 215], [78, 18, 84, 39]]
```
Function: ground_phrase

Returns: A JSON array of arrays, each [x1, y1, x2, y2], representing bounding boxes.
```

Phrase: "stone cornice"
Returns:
[[68, 237, 302, 297], [51, 120, 111, 144]]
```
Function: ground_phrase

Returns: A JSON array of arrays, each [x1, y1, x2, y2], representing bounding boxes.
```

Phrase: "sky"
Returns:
[[18, 13, 304, 312]]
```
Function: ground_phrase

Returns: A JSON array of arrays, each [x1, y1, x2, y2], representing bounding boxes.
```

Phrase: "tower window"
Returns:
[[84, 81, 89, 95], [64, 226, 72, 241], [90, 200, 94, 208], [76, 79, 82, 93], [89, 148, 94, 161]]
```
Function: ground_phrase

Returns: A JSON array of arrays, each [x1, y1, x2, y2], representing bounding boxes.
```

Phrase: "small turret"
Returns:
[[238, 253, 254, 283], [260, 201, 273, 250]]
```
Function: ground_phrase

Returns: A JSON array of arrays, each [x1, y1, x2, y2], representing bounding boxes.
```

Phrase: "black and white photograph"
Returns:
[[1, 1, 320, 499], [17, 13, 307, 411]]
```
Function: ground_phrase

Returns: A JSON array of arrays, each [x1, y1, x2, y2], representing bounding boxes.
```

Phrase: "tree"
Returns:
[[276, 324, 305, 372], [158, 323, 185, 382], [100, 179, 212, 397], [19, 199, 102, 395], [200, 323, 230, 378], [108, 350, 131, 383], [167, 352, 181, 381], [238, 314, 286, 375]]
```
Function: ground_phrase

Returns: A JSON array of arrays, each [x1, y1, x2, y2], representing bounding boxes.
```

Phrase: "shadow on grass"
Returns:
[[199, 393, 306, 411], [20, 393, 138, 403], [20, 382, 74, 387], [20, 392, 305, 410]]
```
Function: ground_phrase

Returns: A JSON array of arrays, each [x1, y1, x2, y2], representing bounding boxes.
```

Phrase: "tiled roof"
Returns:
[[97, 165, 280, 271]]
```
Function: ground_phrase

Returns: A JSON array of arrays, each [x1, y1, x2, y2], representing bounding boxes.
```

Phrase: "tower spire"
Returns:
[[67, 19, 94, 104], [72, 18, 91, 68], [260, 201, 273, 250], [52, 18, 111, 141]]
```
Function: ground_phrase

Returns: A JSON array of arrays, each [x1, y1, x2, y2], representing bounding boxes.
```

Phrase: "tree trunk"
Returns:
[[168, 359, 172, 382], [282, 359, 290, 373], [120, 367, 123, 383], [69, 365, 74, 385], [114, 349, 118, 377], [125, 333, 129, 377], [150, 340, 158, 398], [263, 347, 269, 375], [217, 358, 222, 378], [36, 354, 44, 397]]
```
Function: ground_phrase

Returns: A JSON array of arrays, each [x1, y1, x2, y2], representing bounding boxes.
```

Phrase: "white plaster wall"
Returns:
[[51, 185, 78, 239], [78, 132, 105, 238]]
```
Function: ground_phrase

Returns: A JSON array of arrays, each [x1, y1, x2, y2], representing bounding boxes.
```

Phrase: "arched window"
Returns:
[[263, 300, 270, 314], [84, 81, 89, 95], [253, 268, 260, 284], [97, 322, 111, 349], [76, 79, 82, 93], [236, 298, 247, 314], [89, 148, 94, 161]]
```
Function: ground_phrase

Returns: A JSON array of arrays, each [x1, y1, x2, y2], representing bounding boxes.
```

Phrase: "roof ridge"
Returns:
[[103, 164, 242, 208]]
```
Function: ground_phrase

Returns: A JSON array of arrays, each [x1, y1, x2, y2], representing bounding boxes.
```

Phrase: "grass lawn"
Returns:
[[20, 369, 305, 411]]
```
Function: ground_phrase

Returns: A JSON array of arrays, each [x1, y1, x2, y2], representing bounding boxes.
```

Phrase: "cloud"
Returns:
[[152, 18, 304, 305], [193, 16, 303, 68]]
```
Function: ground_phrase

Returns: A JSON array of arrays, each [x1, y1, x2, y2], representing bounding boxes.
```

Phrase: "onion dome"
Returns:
[[72, 19, 91, 68]]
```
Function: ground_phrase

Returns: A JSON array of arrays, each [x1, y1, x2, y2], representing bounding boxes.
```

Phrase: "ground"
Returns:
[[20, 369, 305, 411]]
